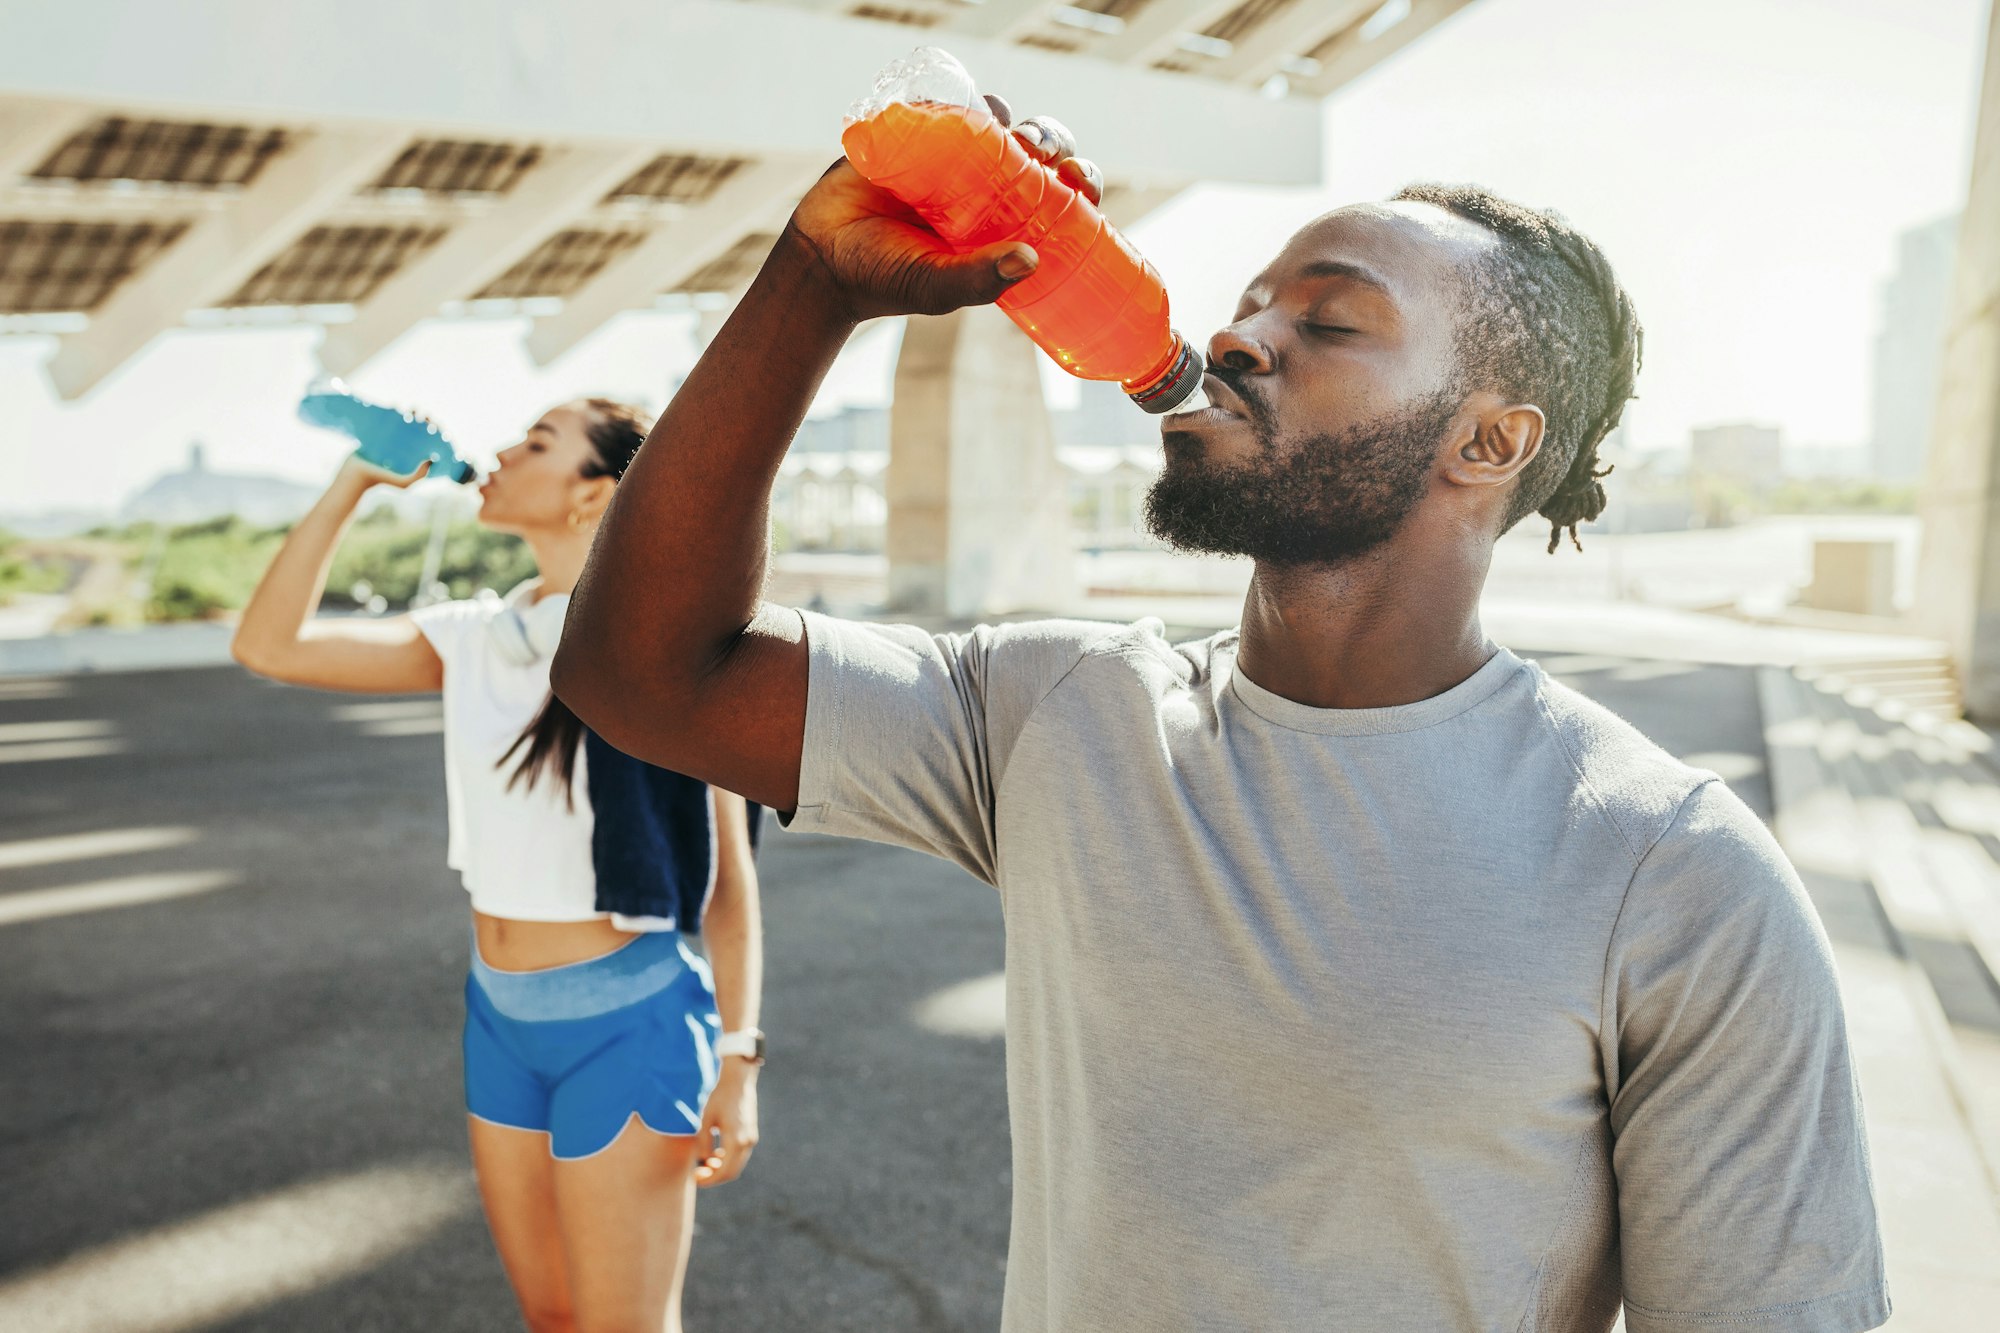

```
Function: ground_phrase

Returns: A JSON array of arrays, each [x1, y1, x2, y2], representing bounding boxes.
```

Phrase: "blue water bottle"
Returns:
[[297, 378, 477, 483]]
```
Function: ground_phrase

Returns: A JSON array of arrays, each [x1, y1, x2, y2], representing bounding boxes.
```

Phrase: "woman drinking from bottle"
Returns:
[[232, 396, 762, 1333]]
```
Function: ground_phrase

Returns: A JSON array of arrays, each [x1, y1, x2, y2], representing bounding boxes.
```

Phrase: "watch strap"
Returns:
[[715, 1028, 765, 1063]]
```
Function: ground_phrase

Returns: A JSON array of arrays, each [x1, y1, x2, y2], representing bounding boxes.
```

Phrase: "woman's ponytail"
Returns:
[[497, 398, 651, 805]]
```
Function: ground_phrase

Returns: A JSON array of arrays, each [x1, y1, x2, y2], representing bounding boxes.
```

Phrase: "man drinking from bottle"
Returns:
[[552, 100, 1887, 1333]]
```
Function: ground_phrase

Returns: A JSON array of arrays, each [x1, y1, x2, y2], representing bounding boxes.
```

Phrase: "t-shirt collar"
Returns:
[[1220, 633, 1523, 736]]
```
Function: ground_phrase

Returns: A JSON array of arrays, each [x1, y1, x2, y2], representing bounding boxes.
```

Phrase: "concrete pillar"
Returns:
[[887, 308, 1076, 617], [1915, 0, 2000, 718]]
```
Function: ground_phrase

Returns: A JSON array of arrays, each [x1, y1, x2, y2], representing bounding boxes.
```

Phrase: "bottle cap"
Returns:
[[1126, 337, 1206, 415]]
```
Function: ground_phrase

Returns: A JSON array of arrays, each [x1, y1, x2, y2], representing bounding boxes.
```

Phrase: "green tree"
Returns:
[[0, 531, 70, 604], [326, 511, 535, 606], [145, 516, 286, 621]]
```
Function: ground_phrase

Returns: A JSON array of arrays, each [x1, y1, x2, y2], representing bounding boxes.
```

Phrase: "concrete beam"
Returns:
[[525, 157, 823, 366], [1916, 0, 2000, 718], [0, 183, 228, 222], [1099, 183, 1186, 230], [0, 97, 95, 179], [1, 180, 478, 228], [952, 0, 1064, 43], [1299, 0, 1474, 98], [888, 305, 1074, 616], [0, 0, 1320, 187], [317, 143, 660, 377], [44, 126, 407, 399], [1205, 0, 1373, 86], [1092, 0, 1243, 66]]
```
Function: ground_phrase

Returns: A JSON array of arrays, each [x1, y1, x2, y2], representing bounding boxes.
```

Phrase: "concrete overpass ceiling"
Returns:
[[473, 228, 653, 303], [668, 232, 788, 297], [0, 0, 1476, 394], [0, 217, 190, 314], [225, 224, 450, 309], [32, 117, 293, 189]]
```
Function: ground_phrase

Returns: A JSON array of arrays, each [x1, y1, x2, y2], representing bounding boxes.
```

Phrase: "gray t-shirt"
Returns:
[[785, 612, 1887, 1332]]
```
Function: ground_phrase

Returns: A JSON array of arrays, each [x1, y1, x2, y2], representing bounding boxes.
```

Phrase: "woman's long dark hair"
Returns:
[[497, 398, 649, 806]]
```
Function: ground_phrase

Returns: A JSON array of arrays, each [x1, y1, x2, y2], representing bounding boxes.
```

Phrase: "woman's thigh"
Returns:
[[468, 1117, 574, 1332], [553, 1114, 703, 1333]]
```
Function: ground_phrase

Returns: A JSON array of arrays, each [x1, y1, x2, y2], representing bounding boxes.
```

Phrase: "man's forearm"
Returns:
[[557, 226, 855, 719]]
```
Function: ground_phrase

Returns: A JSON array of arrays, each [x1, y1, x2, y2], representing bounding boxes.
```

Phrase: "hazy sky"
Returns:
[[0, 0, 1987, 513]]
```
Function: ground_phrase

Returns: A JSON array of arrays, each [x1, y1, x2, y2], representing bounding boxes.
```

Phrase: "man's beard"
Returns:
[[1142, 374, 1461, 566]]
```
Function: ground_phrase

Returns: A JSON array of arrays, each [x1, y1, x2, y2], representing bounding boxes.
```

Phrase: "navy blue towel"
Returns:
[[583, 729, 763, 933]]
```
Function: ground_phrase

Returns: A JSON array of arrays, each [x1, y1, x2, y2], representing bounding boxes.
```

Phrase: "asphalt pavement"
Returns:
[[0, 649, 1769, 1331]]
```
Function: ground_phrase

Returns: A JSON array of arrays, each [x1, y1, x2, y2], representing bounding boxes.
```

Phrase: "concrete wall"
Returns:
[[0, 622, 235, 677], [1916, 0, 2000, 718]]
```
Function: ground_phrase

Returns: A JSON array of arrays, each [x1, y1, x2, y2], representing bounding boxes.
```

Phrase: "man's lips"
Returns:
[[1165, 373, 1249, 426]]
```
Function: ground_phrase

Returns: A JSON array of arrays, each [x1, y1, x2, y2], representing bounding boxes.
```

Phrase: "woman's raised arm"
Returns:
[[231, 456, 443, 694]]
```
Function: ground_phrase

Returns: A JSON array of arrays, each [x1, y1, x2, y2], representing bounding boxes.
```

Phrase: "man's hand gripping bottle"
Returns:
[[841, 48, 1207, 415]]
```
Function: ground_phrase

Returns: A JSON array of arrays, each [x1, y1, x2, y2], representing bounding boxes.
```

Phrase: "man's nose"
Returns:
[[1206, 322, 1272, 376]]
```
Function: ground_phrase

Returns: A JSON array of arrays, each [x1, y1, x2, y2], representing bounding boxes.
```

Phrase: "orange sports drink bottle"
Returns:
[[841, 47, 1207, 415]]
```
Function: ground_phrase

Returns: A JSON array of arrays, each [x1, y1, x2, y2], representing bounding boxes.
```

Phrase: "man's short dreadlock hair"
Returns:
[[1391, 184, 1643, 553]]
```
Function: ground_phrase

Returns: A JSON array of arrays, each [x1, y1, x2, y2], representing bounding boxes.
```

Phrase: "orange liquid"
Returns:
[[842, 101, 1180, 390]]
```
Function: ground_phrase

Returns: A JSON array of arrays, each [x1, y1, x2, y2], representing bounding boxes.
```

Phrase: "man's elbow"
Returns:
[[552, 637, 656, 734], [549, 640, 608, 727]]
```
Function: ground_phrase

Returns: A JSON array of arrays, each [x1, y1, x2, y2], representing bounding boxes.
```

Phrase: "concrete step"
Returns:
[[1798, 654, 1965, 723], [1800, 673, 2000, 1025], [1759, 666, 2000, 1326]]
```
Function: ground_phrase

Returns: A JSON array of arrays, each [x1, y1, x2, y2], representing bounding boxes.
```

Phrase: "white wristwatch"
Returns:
[[715, 1028, 765, 1065]]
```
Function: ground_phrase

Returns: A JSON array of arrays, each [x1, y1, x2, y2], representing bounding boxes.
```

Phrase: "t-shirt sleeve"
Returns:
[[1604, 779, 1889, 1332], [781, 610, 1112, 885], [408, 595, 491, 668]]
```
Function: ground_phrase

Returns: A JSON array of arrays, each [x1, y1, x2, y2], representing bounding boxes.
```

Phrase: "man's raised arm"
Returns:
[[551, 153, 1042, 811]]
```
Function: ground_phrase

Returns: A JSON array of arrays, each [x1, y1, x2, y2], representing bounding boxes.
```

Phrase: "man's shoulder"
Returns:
[[1521, 663, 1723, 866], [980, 615, 1193, 689], [982, 614, 1161, 661]]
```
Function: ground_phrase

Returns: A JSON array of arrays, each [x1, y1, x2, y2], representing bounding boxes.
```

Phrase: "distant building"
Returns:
[[1064, 445, 1159, 550], [1053, 380, 1157, 450], [772, 450, 888, 552], [1869, 215, 1958, 481], [1690, 422, 1783, 494], [775, 386, 1169, 553], [792, 406, 888, 455], [121, 442, 319, 526], [1587, 433, 1694, 536], [1783, 442, 1871, 480]]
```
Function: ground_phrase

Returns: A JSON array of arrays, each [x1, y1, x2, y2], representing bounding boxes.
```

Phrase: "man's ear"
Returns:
[[1445, 403, 1544, 491]]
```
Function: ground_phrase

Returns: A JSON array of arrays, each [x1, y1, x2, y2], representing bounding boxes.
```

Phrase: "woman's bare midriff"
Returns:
[[473, 910, 635, 972]]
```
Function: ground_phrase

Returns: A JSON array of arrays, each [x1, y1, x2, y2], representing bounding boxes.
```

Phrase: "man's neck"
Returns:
[[1233, 521, 1494, 711]]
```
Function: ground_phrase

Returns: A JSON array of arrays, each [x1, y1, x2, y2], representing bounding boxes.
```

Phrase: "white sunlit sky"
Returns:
[[0, 0, 1988, 517]]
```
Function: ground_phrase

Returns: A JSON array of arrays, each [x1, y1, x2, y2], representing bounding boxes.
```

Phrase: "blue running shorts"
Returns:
[[463, 930, 721, 1160]]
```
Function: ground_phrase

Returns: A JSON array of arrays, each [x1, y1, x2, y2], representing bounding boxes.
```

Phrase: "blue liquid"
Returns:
[[298, 381, 476, 484]]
